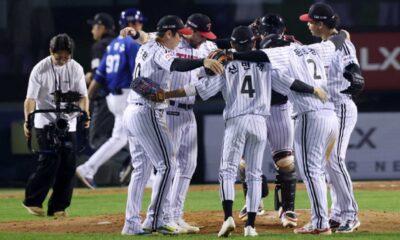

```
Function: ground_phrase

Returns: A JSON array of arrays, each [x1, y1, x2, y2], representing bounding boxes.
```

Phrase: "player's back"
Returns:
[[264, 43, 334, 115], [221, 60, 272, 120], [99, 36, 139, 92]]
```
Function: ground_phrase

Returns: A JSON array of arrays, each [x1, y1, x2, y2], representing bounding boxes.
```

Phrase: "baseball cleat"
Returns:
[[76, 166, 96, 189], [239, 205, 248, 221], [336, 219, 361, 233], [294, 223, 332, 235], [280, 210, 298, 228], [53, 211, 68, 217], [244, 226, 258, 237], [156, 224, 180, 235], [22, 203, 45, 216], [121, 228, 153, 235], [177, 219, 200, 233], [329, 219, 341, 232], [167, 222, 189, 234], [239, 204, 265, 221], [218, 216, 236, 237]]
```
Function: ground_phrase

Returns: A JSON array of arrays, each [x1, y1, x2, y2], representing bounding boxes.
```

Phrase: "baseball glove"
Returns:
[[205, 49, 231, 76], [130, 76, 161, 98], [340, 64, 365, 96]]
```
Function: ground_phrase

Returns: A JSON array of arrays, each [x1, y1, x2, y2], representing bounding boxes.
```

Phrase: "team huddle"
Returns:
[[75, 2, 364, 237]]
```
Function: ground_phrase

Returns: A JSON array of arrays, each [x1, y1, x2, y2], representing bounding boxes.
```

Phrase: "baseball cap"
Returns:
[[186, 13, 217, 40], [299, 3, 335, 22], [156, 15, 193, 35], [87, 13, 115, 30], [230, 26, 255, 45]]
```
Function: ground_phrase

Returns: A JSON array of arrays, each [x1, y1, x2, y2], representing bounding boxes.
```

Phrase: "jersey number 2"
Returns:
[[241, 75, 255, 98], [307, 59, 322, 80]]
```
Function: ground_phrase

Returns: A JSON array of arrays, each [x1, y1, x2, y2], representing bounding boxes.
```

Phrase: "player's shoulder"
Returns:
[[342, 39, 356, 53], [199, 40, 218, 52]]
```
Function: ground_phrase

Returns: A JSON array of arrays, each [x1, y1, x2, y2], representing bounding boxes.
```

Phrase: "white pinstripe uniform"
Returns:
[[263, 41, 339, 229], [194, 60, 294, 214], [164, 39, 217, 223], [122, 38, 177, 234], [325, 39, 359, 223], [268, 102, 294, 156]]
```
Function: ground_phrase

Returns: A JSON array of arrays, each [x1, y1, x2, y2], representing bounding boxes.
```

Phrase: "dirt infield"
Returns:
[[1, 181, 399, 234], [0, 210, 399, 234]]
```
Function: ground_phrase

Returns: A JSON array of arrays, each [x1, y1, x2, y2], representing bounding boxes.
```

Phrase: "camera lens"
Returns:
[[55, 118, 68, 130]]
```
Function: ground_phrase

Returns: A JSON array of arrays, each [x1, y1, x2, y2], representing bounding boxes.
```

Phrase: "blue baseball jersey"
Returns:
[[94, 36, 140, 94]]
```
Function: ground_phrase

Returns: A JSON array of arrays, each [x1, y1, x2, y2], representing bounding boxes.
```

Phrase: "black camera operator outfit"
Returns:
[[24, 56, 88, 216]]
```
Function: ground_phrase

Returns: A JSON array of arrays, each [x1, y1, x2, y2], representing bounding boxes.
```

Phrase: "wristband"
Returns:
[[132, 31, 140, 40]]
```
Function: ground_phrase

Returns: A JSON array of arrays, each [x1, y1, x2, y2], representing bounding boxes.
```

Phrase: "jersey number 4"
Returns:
[[241, 75, 255, 98]]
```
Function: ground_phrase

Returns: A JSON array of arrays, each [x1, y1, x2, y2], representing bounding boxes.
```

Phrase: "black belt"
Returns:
[[169, 100, 193, 110]]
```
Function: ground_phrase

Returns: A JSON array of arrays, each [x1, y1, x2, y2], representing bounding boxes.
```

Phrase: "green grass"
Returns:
[[0, 186, 399, 239]]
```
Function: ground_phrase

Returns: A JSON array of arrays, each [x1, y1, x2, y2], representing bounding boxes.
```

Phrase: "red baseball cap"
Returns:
[[299, 3, 335, 22], [186, 13, 217, 40]]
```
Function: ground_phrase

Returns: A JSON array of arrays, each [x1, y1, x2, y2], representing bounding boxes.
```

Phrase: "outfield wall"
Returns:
[[203, 113, 400, 182]]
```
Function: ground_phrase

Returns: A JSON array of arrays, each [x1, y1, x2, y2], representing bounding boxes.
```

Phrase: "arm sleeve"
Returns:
[[290, 79, 314, 94], [75, 65, 88, 97], [194, 75, 225, 100], [270, 69, 294, 96], [170, 58, 204, 72], [233, 50, 270, 62], [93, 55, 107, 85], [26, 66, 41, 99]]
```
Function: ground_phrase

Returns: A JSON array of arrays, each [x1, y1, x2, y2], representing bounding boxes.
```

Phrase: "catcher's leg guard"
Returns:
[[273, 151, 296, 212], [261, 174, 269, 198]]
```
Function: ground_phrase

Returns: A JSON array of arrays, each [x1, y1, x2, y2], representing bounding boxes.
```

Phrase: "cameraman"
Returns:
[[22, 34, 89, 217]]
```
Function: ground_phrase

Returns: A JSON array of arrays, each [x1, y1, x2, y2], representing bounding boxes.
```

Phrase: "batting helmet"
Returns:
[[119, 8, 147, 28], [258, 13, 285, 36]]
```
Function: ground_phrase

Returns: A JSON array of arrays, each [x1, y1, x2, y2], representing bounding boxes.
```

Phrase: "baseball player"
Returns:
[[300, 2, 364, 233], [121, 15, 223, 235], [76, 8, 144, 189], [149, 26, 329, 237], [231, 31, 348, 235], [120, 13, 218, 233], [86, 13, 115, 151], [163, 13, 218, 233], [239, 13, 299, 228]]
